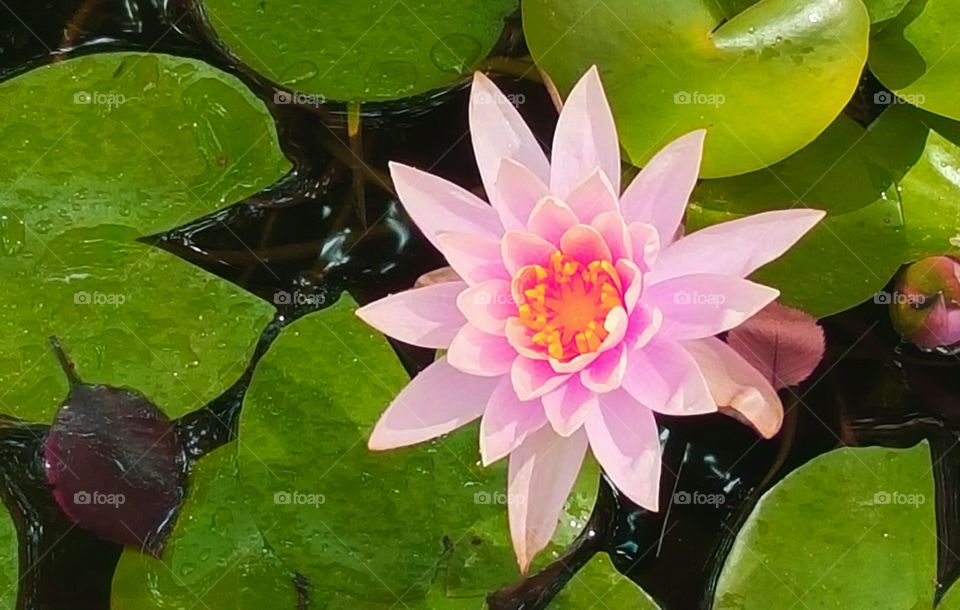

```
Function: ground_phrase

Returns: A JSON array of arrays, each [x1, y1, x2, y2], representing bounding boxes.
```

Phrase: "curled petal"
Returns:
[[502, 231, 557, 275], [527, 196, 578, 246], [508, 425, 589, 572], [619, 130, 706, 242], [436, 232, 508, 285], [389, 162, 502, 251], [512, 356, 570, 400], [480, 376, 549, 466], [650, 209, 826, 283], [584, 391, 661, 511], [560, 224, 613, 266], [369, 358, 497, 450], [591, 211, 632, 262], [356, 281, 467, 349], [621, 339, 716, 416], [542, 377, 599, 437], [683, 337, 783, 438], [615, 259, 643, 314], [580, 344, 627, 394], [629, 222, 660, 270], [494, 159, 551, 230], [457, 279, 517, 335], [551, 66, 621, 198], [448, 325, 515, 377], [505, 318, 549, 360], [644, 274, 779, 341], [470, 72, 551, 205]]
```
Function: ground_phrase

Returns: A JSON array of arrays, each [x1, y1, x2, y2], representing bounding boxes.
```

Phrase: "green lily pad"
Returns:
[[0, 500, 15, 609], [871, 0, 960, 121], [111, 444, 299, 609], [0, 52, 288, 420], [237, 294, 603, 605], [523, 0, 870, 178], [688, 115, 907, 317], [714, 442, 935, 609], [862, 0, 912, 23], [869, 104, 960, 260], [201, 0, 517, 102], [0, 52, 292, 246], [552, 554, 659, 609]]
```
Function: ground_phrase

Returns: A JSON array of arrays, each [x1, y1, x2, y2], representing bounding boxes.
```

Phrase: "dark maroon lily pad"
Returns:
[[43, 339, 186, 555]]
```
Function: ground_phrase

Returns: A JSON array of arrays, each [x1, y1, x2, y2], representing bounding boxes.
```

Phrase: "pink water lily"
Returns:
[[357, 67, 824, 571]]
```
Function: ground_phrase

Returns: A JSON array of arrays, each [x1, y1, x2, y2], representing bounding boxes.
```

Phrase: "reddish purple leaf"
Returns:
[[43, 339, 185, 556], [725, 302, 825, 389]]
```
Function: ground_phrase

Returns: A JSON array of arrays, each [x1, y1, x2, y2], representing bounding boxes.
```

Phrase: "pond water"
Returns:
[[0, 1, 958, 609]]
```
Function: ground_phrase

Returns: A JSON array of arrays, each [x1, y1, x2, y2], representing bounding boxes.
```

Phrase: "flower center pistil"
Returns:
[[517, 251, 623, 362]]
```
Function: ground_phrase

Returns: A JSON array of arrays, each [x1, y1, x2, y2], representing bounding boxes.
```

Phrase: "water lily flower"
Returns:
[[357, 67, 824, 571], [890, 255, 960, 352]]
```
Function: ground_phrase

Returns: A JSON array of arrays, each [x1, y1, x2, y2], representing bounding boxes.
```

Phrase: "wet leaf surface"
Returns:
[[688, 116, 907, 317], [0, 495, 13, 609], [201, 0, 518, 101], [523, 0, 869, 177], [714, 442, 936, 608], [111, 443, 299, 609]]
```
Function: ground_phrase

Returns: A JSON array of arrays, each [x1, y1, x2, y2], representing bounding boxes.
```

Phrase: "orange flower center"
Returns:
[[516, 251, 623, 362]]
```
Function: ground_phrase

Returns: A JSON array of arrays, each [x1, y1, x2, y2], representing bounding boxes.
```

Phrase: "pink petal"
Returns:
[[456, 279, 517, 335], [356, 282, 467, 349], [551, 66, 621, 199], [624, 304, 663, 350], [527, 196, 578, 245], [502, 231, 557, 275], [619, 130, 706, 242], [414, 266, 461, 288], [505, 318, 549, 360], [629, 222, 660, 270], [508, 425, 589, 572], [559, 224, 612, 265], [512, 356, 570, 400], [369, 358, 498, 450], [447, 325, 516, 377], [563, 168, 620, 223], [471, 72, 551, 206], [592, 211, 632, 262], [621, 339, 716, 416], [389, 162, 503, 252], [494, 159, 551, 230], [436, 232, 508, 285], [480, 376, 549, 466], [649, 209, 826, 283], [683, 337, 783, 438], [541, 377, 599, 437], [644, 274, 780, 341], [580, 343, 627, 394], [725, 302, 825, 389], [584, 391, 661, 511], [616, 259, 643, 313]]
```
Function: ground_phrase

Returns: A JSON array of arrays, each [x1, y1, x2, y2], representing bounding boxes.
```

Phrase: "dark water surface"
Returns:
[[0, 2, 958, 609]]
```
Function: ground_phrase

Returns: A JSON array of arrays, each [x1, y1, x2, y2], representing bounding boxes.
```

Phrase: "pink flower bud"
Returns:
[[890, 256, 960, 352]]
